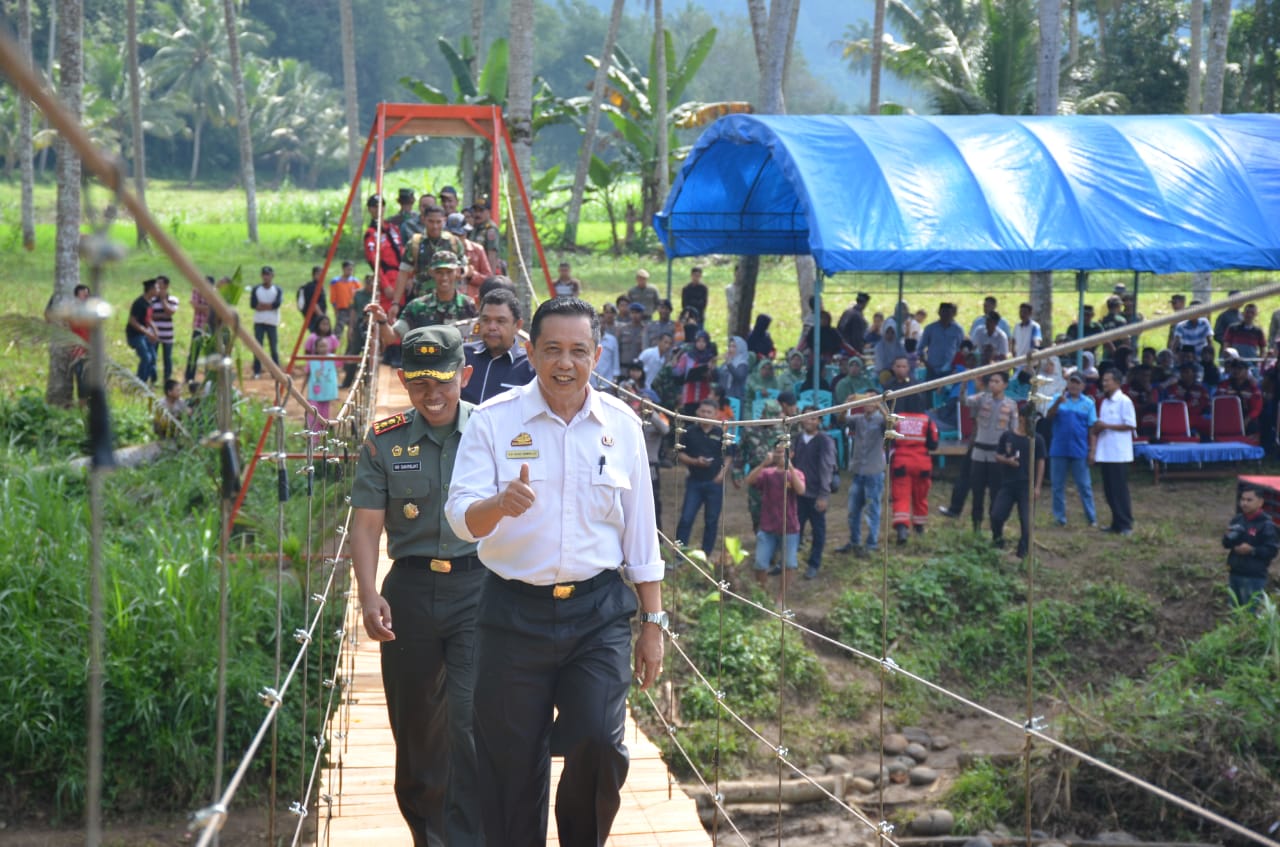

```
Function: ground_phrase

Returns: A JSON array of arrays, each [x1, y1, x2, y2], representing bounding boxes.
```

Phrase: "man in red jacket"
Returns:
[[364, 193, 404, 364]]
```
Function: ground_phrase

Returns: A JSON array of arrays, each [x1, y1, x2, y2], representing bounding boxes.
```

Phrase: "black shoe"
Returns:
[[937, 505, 959, 518], [803, 566, 819, 580], [993, 537, 1006, 549], [768, 565, 783, 576], [914, 524, 924, 535], [854, 546, 870, 558], [834, 543, 855, 554], [895, 525, 909, 545]]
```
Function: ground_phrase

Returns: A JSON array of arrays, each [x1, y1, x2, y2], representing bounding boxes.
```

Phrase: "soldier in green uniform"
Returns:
[[472, 202, 502, 270], [350, 325, 482, 847], [398, 205, 469, 302], [369, 252, 478, 348]]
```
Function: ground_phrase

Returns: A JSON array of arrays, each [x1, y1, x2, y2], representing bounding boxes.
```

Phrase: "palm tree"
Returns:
[[338, 0, 361, 230], [1187, 0, 1204, 112], [127, 0, 148, 247], [565, 0, 626, 249], [1033, 0, 1063, 343], [146, 0, 256, 184], [870, 0, 887, 112], [221, 0, 258, 242], [18, 0, 35, 251], [651, 0, 670, 211], [508, 0, 536, 303], [49, 0, 83, 409], [247, 59, 346, 186]]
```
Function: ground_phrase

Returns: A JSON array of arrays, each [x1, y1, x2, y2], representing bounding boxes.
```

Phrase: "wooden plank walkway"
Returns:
[[322, 365, 709, 846]]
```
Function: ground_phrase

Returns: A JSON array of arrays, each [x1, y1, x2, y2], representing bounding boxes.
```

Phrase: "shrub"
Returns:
[[946, 757, 1016, 831]]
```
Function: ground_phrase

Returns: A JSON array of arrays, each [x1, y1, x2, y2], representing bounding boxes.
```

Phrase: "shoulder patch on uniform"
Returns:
[[373, 413, 408, 435]]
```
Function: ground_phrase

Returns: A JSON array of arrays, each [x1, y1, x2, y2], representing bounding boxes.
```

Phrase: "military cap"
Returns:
[[430, 251, 463, 270], [401, 325, 464, 382], [397, 187, 416, 202]]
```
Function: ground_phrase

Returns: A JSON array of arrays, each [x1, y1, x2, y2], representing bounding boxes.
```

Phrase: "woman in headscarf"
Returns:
[[873, 321, 908, 379], [747, 313, 776, 360], [1037, 356, 1068, 400], [746, 358, 784, 400], [718, 335, 751, 403], [674, 330, 718, 414]]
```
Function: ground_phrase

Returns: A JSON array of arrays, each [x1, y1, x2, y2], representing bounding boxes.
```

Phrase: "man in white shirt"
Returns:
[[250, 266, 282, 378], [969, 295, 1012, 339], [970, 311, 1010, 361], [1090, 368, 1136, 536], [445, 297, 664, 847], [1010, 302, 1042, 367], [637, 332, 674, 389]]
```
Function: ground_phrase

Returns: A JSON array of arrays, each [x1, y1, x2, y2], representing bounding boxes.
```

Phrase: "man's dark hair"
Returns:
[[74, 284, 90, 297], [691, 266, 703, 274], [983, 370, 1008, 386], [481, 287, 522, 322], [529, 297, 600, 345], [164, 379, 179, 393], [1240, 483, 1268, 500], [1099, 367, 1121, 383], [142, 277, 158, 292], [1020, 302, 1032, 310], [422, 204, 446, 217], [986, 311, 1001, 325], [156, 275, 170, 285], [439, 185, 458, 197], [477, 275, 516, 301]]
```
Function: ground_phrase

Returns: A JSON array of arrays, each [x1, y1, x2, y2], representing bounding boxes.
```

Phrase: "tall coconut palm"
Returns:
[[221, 0, 258, 242], [507, 0, 536, 304], [49, 0, 82, 409], [1204, 0, 1232, 109], [564, 0, 626, 248], [651, 0, 670, 209], [18, 0, 35, 251], [1032, 0, 1063, 343], [870, 0, 886, 112], [147, 0, 252, 184], [338, 0, 361, 229], [461, 0, 486, 203], [1187, 0, 1204, 112], [127, 0, 148, 246]]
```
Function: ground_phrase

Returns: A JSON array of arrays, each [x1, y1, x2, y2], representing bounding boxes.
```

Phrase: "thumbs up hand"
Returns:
[[498, 462, 537, 517]]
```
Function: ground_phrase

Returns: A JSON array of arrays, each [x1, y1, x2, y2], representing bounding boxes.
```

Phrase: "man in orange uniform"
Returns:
[[886, 356, 938, 545]]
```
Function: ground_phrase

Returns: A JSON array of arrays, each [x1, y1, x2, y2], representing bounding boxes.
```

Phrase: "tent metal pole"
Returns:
[[666, 258, 674, 303], [813, 268, 824, 396], [1132, 270, 1141, 324], [1075, 271, 1088, 371], [897, 272, 905, 327]]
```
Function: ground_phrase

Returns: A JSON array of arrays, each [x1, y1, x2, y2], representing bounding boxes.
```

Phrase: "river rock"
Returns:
[[855, 766, 889, 785], [882, 733, 909, 755], [822, 753, 853, 773], [805, 764, 827, 778], [849, 776, 876, 794], [907, 808, 955, 836], [963, 837, 994, 847], [1097, 832, 1137, 844], [909, 766, 939, 785], [931, 734, 951, 751], [902, 726, 932, 745], [905, 742, 929, 762], [1040, 840, 1068, 847], [894, 755, 918, 770], [887, 761, 910, 783], [993, 824, 1013, 837]]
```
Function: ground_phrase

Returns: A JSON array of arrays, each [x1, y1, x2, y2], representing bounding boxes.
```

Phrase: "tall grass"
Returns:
[[0, 445, 311, 819]]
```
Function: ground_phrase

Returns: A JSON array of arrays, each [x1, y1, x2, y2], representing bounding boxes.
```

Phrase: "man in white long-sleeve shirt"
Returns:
[[445, 297, 664, 847]]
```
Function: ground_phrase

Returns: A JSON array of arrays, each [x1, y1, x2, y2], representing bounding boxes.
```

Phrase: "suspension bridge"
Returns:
[[5, 28, 1279, 847]]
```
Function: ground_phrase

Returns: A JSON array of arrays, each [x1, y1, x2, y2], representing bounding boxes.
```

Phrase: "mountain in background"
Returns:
[[578, 0, 927, 112]]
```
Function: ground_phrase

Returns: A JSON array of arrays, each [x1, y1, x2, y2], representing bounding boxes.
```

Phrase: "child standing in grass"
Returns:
[[304, 315, 339, 441]]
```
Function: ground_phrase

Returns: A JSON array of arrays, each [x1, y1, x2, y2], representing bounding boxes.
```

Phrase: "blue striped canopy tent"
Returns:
[[654, 114, 1280, 274]]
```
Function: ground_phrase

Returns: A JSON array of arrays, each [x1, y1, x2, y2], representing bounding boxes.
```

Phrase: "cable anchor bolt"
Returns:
[[259, 687, 281, 707], [293, 628, 312, 645], [188, 802, 227, 832], [1024, 715, 1048, 733], [878, 820, 895, 835], [880, 656, 900, 675], [289, 801, 308, 818]]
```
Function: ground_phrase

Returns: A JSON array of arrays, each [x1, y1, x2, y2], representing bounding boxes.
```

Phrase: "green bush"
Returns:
[[945, 757, 1015, 831], [893, 546, 1019, 630], [0, 452, 315, 819], [828, 589, 896, 654]]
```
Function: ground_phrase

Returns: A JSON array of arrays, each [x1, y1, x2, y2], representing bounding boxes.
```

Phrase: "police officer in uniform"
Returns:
[[351, 325, 482, 846], [445, 297, 664, 847]]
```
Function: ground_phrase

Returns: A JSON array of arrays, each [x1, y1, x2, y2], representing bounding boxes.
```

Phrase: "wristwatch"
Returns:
[[640, 610, 669, 629]]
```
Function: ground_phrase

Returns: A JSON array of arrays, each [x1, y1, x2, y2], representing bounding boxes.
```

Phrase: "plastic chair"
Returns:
[[798, 389, 834, 426], [727, 396, 741, 420], [1155, 400, 1199, 443], [1211, 394, 1259, 445]]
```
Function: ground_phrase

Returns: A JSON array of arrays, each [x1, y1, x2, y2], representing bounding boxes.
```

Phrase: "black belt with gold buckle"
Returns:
[[494, 568, 620, 600], [395, 555, 482, 573]]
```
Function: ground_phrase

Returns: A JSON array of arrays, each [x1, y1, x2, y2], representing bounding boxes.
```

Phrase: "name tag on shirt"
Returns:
[[506, 449, 539, 459], [392, 461, 421, 472]]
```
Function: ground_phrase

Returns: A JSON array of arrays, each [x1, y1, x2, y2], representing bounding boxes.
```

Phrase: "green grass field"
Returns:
[[3, 177, 1279, 395]]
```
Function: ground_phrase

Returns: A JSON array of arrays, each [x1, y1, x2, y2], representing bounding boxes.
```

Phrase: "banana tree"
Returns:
[[399, 37, 584, 202], [588, 28, 752, 228]]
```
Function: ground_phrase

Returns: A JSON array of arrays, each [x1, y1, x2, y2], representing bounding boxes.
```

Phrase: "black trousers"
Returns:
[[473, 570, 636, 847], [990, 481, 1030, 556], [956, 457, 1001, 529], [380, 565, 483, 847], [1098, 462, 1133, 532]]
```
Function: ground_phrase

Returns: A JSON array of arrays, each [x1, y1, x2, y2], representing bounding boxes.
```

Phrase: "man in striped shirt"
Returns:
[[149, 275, 179, 385], [1172, 302, 1213, 355]]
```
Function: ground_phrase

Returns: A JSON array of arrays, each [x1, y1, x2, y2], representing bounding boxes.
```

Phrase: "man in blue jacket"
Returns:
[[1045, 372, 1098, 528]]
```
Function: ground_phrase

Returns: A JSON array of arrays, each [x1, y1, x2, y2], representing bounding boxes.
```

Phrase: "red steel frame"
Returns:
[[231, 103, 556, 523]]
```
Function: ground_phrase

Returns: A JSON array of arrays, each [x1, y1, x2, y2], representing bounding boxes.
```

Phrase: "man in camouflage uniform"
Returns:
[[351, 324, 482, 846], [736, 397, 789, 532], [472, 202, 502, 270], [397, 205, 469, 302], [369, 252, 477, 347]]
